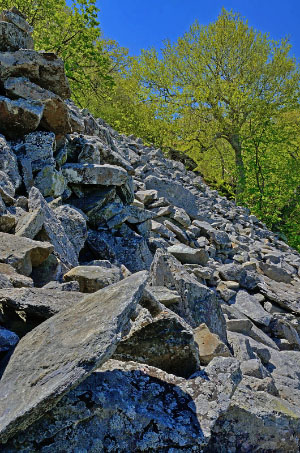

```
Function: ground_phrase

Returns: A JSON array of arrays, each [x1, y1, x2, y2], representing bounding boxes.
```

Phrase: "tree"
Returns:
[[133, 9, 300, 201]]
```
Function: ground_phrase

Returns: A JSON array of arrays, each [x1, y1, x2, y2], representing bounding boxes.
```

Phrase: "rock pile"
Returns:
[[0, 7, 300, 452]]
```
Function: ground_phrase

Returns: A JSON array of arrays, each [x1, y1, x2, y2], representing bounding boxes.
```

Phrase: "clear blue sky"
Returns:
[[97, 0, 300, 59]]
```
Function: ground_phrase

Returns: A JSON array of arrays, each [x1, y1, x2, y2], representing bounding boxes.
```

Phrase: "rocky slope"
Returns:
[[0, 7, 300, 452]]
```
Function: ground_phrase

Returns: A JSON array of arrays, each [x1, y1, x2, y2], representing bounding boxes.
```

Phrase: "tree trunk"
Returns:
[[228, 134, 246, 203]]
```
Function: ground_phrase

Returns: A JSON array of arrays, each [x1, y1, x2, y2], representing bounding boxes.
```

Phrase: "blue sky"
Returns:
[[97, 0, 300, 59]]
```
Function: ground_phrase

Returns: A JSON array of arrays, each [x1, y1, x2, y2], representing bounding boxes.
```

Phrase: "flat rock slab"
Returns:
[[62, 163, 128, 186], [168, 244, 209, 265], [258, 277, 300, 314], [0, 232, 53, 276], [0, 270, 148, 443], [0, 287, 84, 319], [63, 265, 122, 293], [234, 290, 272, 327]]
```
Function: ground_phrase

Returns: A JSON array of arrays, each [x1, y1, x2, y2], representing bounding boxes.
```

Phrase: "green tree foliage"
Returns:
[[0, 0, 114, 103]]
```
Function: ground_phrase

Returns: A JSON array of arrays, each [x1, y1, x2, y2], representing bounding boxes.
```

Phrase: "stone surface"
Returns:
[[114, 310, 200, 378], [234, 289, 272, 327], [259, 277, 300, 314], [0, 326, 19, 353], [194, 323, 231, 365], [54, 205, 87, 257], [167, 244, 209, 265], [147, 285, 181, 307], [0, 271, 148, 443], [0, 20, 33, 51], [0, 95, 43, 138], [63, 265, 122, 293], [150, 249, 227, 341], [0, 263, 33, 288], [28, 187, 78, 269], [62, 163, 128, 186], [0, 232, 53, 276]]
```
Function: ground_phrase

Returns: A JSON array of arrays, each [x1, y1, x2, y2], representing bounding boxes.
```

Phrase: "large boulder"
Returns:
[[150, 249, 227, 341], [0, 20, 33, 51], [0, 96, 43, 138], [0, 271, 148, 443], [0, 232, 53, 276]]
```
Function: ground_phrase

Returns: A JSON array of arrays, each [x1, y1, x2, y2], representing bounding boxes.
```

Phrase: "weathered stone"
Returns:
[[62, 163, 128, 186], [0, 20, 33, 51], [5, 77, 71, 135], [0, 96, 43, 138], [0, 8, 33, 34], [63, 265, 122, 293], [194, 323, 231, 365], [0, 135, 21, 189], [168, 244, 209, 265], [135, 189, 158, 205], [259, 277, 300, 314], [147, 285, 181, 307], [114, 310, 200, 378], [15, 208, 45, 239], [0, 50, 71, 98], [0, 287, 83, 322], [28, 187, 78, 269], [170, 206, 191, 228], [164, 219, 190, 244], [259, 261, 292, 284], [0, 263, 33, 288], [0, 232, 53, 276], [54, 205, 87, 256], [0, 271, 148, 443], [150, 249, 227, 341], [233, 289, 272, 327]]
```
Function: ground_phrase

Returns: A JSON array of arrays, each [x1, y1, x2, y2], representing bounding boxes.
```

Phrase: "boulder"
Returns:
[[4, 77, 71, 135], [54, 205, 87, 257], [147, 285, 181, 307], [0, 271, 148, 443], [0, 232, 53, 276], [233, 289, 272, 327], [194, 323, 231, 365], [62, 163, 128, 186], [0, 8, 33, 34], [63, 265, 122, 293], [0, 135, 21, 189], [150, 249, 227, 341], [0, 20, 33, 51], [0, 263, 33, 288], [258, 277, 300, 314], [113, 310, 200, 378], [168, 244, 209, 265], [0, 50, 71, 98], [0, 96, 43, 138]]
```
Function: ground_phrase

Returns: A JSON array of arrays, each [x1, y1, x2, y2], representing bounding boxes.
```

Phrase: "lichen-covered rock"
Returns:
[[54, 205, 87, 256], [0, 20, 33, 51], [0, 271, 148, 443]]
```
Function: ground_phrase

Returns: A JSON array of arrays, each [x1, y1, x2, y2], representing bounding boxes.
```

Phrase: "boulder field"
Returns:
[[0, 7, 300, 452]]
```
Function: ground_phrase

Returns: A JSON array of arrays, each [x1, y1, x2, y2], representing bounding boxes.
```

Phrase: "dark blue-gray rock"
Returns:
[[0, 271, 148, 443], [0, 326, 19, 353]]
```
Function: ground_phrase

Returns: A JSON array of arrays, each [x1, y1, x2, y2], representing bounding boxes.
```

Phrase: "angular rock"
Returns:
[[0, 20, 33, 51], [234, 289, 272, 327], [63, 265, 122, 293], [113, 310, 200, 378], [259, 277, 300, 314], [28, 187, 78, 269], [259, 261, 292, 284], [168, 244, 209, 265], [147, 285, 181, 307], [0, 232, 53, 276], [54, 205, 87, 257], [15, 208, 45, 239], [0, 271, 148, 443], [135, 189, 158, 205], [0, 135, 21, 189], [0, 95, 43, 138], [62, 163, 128, 186], [150, 249, 227, 341], [194, 323, 231, 365], [0, 8, 33, 34], [5, 77, 71, 135], [0, 50, 71, 98], [0, 263, 33, 288]]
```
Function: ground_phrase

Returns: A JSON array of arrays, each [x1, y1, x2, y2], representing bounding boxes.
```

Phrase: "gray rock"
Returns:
[[0, 95, 43, 138], [15, 208, 45, 239], [0, 20, 33, 51], [259, 261, 292, 284], [0, 50, 71, 98], [113, 310, 200, 378], [259, 277, 300, 313], [54, 205, 87, 256], [0, 135, 21, 189], [170, 206, 191, 228], [234, 289, 272, 327], [135, 189, 158, 205], [0, 8, 33, 34], [4, 77, 71, 135], [28, 187, 78, 269], [150, 249, 227, 341], [62, 163, 128, 186], [194, 323, 231, 365], [0, 263, 33, 288], [164, 219, 190, 244], [147, 285, 181, 307], [63, 265, 122, 293], [0, 271, 148, 443], [168, 244, 209, 265], [0, 232, 53, 276]]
